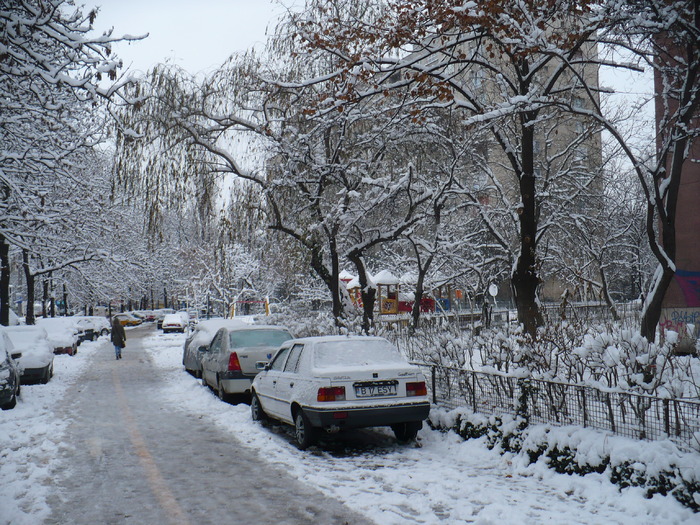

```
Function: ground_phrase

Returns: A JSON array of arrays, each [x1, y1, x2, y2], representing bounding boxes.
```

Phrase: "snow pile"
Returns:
[[431, 407, 700, 512], [0, 340, 100, 525]]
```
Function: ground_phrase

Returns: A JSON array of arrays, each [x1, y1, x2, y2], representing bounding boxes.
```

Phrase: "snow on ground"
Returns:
[[144, 332, 696, 525], [0, 338, 101, 525]]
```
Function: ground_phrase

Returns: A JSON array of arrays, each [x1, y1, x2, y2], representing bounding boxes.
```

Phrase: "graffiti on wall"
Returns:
[[675, 269, 700, 307], [660, 308, 700, 340]]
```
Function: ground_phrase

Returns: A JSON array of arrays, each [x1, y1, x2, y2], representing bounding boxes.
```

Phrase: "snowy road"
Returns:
[[1, 324, 695, 524], [41, 325, 371, 525]]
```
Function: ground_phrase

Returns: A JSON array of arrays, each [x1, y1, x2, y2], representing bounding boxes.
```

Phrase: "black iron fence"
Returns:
[[413, 363, 700, 452]]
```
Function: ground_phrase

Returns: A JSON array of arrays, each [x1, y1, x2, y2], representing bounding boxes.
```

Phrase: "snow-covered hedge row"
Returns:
[[429, 408, 700, 512], [392, 320, 700, 398]]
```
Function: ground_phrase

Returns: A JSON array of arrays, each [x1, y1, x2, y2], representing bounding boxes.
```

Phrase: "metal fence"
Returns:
[[413, 363, 700, 452]]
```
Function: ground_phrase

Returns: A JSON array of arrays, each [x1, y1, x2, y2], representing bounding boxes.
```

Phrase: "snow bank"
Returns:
[[0, 340, 100, 525]]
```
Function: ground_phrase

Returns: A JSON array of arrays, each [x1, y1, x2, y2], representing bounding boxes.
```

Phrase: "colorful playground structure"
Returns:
[[340, 270, 466, 315]]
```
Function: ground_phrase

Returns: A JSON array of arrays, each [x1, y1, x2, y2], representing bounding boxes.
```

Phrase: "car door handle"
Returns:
[[272, 380, 276, 385], [289, 382, 294, 388]]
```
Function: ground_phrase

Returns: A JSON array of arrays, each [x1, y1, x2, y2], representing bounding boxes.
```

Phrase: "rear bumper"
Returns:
[[304, 401, 431, 430], [220, 370, 255, 394], [20, 366, 49, 383]]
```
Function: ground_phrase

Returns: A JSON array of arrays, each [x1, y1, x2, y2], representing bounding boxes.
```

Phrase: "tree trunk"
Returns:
[[0, 235, 10, 326], [42, 278, 49, 318], [348, 253, 375, 333], [411, 272, 426, 333], [599, 264, 620, 322], [512, 111, 543, 337], [308, 242, 345, 325], [641, 265, 675, 341], [23, 249, 36, 325]]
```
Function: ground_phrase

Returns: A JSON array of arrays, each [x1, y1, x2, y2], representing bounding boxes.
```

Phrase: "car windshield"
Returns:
[[228, 329, 291, 348], [314, 339, 406, 369]]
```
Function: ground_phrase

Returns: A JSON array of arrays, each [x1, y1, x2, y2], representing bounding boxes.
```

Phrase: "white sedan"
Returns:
[[251, 335, 431, 449], [161, 313, 186, 333]]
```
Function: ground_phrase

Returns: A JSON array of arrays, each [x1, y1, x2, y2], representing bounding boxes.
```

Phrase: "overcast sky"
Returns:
[[85, 0, 290, 76]]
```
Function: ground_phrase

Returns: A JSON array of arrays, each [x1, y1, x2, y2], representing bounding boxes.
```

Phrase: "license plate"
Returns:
[[355, 384, 397, 398]]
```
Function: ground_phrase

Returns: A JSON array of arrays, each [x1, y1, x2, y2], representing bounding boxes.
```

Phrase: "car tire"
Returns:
[[391, 421, 422, 443], [251, 393, 268, 423], [217, 378, 230, 403], [293, 409, 317, 450]]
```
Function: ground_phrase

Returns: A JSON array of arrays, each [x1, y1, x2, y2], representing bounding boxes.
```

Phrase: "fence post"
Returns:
[[663, 399, 670, 436], [516, 378, 532, 424], [431, 366, 437, 405]]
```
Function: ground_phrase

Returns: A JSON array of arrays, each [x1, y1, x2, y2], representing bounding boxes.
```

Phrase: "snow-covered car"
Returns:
[[155, 308, 176, 329], [35, 317, 79, 356], [0, 332, 21, 410], [201, 324, 293, 401], [3, 326, 54, 384], [161, 313, 186, 333], [182, 319, 248, 378], [74, 316, 111, 341], [251, 335, 431, 449], [113, 312, 143, 327]]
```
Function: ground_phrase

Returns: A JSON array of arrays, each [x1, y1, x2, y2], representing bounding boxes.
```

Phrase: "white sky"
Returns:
[[84, 0, 290, 76]]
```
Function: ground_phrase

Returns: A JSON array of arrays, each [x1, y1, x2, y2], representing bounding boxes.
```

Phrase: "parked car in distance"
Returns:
[[3, 326, 54, 384], [155, 308, 176, 329], [201, 324, 293, 402], [183, 319, 247, 378], [131, 310, 156, 322], [251, 335, 431, 449], [74, 316, 111, 341], [113, 312, 143, 327], [36, 317, 79, 356], [161, 313, 186, 333], [0, 332, 21, 409]]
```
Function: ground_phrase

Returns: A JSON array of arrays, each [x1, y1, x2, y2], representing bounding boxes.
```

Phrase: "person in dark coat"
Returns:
[[111, 317, 126, 360]]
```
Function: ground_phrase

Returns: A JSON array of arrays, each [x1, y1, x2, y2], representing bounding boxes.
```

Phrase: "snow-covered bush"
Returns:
[[430, 407, 700, 512], [392, 319, 700, 399]]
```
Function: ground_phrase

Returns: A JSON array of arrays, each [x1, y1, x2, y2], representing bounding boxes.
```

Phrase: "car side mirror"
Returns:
[[11, 352, 22, 360], [198, 345, 208, 353], [255, 361, 269, 371]]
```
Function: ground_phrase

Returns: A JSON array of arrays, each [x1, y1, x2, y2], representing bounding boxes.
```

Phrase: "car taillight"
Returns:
[[317, 386, 346, 402], [228, 352, 242, 371], [406, 381, 427, 397]]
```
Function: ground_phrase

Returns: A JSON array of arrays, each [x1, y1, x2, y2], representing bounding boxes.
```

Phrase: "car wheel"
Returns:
[[251, 393, 268, 423], [293, 409, 317, 450], [391, 421, 422, 443], [217, 378, 230, 403]]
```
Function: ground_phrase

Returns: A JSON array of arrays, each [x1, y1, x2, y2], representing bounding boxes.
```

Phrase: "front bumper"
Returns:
[[0, 381, 18, 404], [304, 401, 431, 430]]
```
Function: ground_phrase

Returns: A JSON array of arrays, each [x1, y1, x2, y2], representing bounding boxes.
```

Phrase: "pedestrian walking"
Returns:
[[111, 317, 126, 360]]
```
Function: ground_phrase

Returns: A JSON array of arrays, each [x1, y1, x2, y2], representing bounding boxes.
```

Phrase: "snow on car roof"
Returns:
[[3, 326, 49, 343]]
